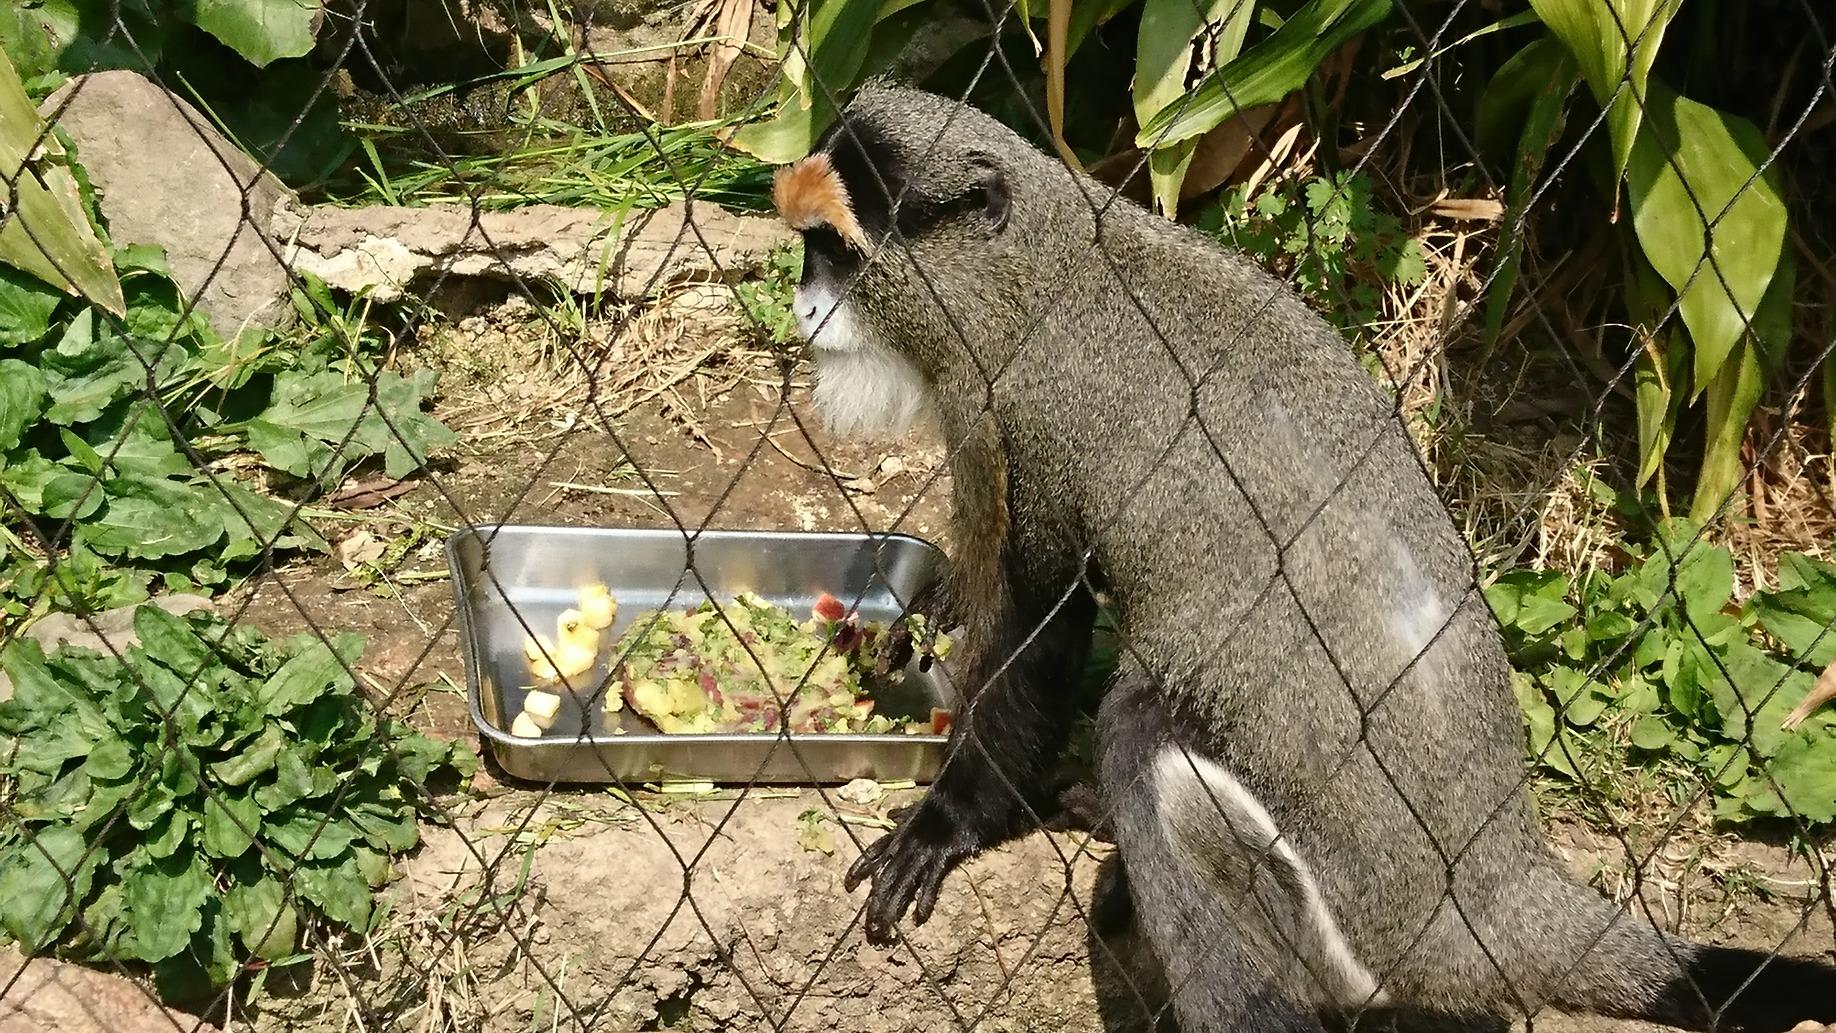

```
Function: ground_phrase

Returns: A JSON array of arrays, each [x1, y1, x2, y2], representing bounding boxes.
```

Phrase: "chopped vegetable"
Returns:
[[601, 592, 951, 735], [510, 712, 544, 738]]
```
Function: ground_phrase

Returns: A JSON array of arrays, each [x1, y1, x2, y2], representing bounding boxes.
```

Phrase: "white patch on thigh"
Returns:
[[1153, 748, 1385, 1008], [795, 283, 930, 440]]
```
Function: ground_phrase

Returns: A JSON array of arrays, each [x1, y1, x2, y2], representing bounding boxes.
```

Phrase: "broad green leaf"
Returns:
[[1752, 593, 1836, 670], [242, 417, 326, 480], [224, 876, 299, 960], [296, 855, 372, 929], [1768, 731, 1836, 824], [254, 748, 317, 811], [347, 800, 417, 852], [1777, 552, 1836, 593], [257, 633, 360, 715], [0, 825, 102, 949], [132, 605, 217, 679], [730, 0, 881, 162], [265, 808, 356, 861], [79, 491, 226, 560], [142, 810, 189, 859], [1135, 0, 1257, 212], [3, 0, 169, 79], [39, 335, 151, 425], [0, 45, 124, 314], [0, 357, 45, 450], [1136, 0, 1392, 148], [83, 737, 135, 780], [1702, 640, 1809, 758], [213, 724, 285, 786], [202, 793, 260, 858], [122, 849, 211, 962], [1528, 0, 1676, 185], [79, 404, 193, 479], [188, 0, 323, 68], [374, 369, 457, 478], [215, 479, 328, 560], [1481, 38, 1577, 353], [1689, 246, 1794, 523], [0, 638, 110, 734], [0, 265, 62, 346], [1625, 84, 1788, 395]]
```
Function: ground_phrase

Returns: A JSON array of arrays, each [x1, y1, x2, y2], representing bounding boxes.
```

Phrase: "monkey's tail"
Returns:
[[1521, 866, 1836, 1033]]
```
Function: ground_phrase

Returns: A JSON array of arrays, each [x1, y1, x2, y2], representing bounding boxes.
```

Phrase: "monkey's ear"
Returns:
[[966, 152, 1011, 233]]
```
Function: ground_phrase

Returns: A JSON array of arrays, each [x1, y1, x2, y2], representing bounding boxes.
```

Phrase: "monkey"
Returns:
[[768, 83, 1836, 1033]]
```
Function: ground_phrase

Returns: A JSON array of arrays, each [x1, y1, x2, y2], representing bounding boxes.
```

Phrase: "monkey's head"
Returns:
[[771, 85, 1064, 440]]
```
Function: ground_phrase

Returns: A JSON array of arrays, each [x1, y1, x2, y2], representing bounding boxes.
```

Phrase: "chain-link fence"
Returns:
[[1, 0, 1833, 1030]]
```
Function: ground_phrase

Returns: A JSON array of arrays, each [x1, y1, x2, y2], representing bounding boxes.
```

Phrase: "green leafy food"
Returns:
[[603, 592, 951, 734], [0, 606, 475, 1001]]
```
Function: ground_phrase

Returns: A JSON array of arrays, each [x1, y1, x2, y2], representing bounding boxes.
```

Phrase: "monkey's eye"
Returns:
[[800, 226, 861, 285]]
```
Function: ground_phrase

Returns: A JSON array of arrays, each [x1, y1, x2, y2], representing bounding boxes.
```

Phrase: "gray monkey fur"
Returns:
[[802, 83, 1835, 1033]]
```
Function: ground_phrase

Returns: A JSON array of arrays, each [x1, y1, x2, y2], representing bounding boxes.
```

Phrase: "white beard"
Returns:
[[797, 283, 931, 441]]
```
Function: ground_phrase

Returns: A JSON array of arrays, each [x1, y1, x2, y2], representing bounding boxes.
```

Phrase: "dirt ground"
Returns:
[[212, 296, 1832, 1032]]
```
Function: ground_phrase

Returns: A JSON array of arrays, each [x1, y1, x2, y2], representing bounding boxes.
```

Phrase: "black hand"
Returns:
[[843, 797, 968, 945]]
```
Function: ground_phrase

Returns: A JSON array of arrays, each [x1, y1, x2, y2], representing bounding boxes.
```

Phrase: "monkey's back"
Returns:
[[991, 200, 1560, 997]]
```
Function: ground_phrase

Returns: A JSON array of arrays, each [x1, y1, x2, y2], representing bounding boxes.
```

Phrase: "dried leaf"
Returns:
[[1430, 197, 1505, 222], [697, 0, 757, 120]]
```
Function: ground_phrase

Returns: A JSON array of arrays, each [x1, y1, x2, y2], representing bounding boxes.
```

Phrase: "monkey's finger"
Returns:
[[864, 851, 928, 939], [844, 834, 895, 891], [911, 864, 948, 927]]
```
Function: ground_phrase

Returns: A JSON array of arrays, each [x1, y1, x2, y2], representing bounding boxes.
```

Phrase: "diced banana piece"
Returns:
[[523, 690, 562, 729], [578, 584, 617, 630], [553, 642, 596, 680], [556, 608, 598, 648], [510, 712, 544, 738]]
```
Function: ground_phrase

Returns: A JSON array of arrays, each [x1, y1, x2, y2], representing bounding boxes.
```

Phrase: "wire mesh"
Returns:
[[0, 0, 1832, 1030]]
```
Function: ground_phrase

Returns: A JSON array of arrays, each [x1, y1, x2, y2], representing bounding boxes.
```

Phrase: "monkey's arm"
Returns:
[[847, 417, 1097, 944], [881, 416, 1010, 669], [845, 590, 1096, 943]]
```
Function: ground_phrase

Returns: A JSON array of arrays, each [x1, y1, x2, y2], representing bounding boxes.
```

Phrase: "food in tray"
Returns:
[[513, 583, 954, 736], [522, 689, 562, 729], [607, 590, 952, 735], [510, 712, 544, 738], [522, 599, 602, 682], [578, 584, 617, 630]]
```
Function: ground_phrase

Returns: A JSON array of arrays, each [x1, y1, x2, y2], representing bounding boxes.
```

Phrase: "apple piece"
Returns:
[[510, 712, 544, 738]]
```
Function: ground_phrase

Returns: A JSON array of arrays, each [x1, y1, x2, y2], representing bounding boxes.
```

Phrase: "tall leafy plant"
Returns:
[[733, 0, 1395, 204], [1479, 1, 1795, 522]]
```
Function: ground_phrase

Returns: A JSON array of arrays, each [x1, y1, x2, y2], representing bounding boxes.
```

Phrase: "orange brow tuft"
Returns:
[[772, 152, 867, 249]]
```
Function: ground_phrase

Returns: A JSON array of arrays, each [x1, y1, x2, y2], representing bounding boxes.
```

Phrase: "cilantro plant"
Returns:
[[0, 604, 475, 1001], [1491, 522, 1836, 826], [0, 246, 455, 625], [1194, 171, 1427, 332]]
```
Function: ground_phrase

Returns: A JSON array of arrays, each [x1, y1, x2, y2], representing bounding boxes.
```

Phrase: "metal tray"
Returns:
[[447, 525, 951, 784]]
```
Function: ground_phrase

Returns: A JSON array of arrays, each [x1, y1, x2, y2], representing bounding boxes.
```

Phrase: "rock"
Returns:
[[0, 594, 214, 702], [0, 948, 199, 1033], [40, 71, 297, 339], [274, 200, 793, 303]]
